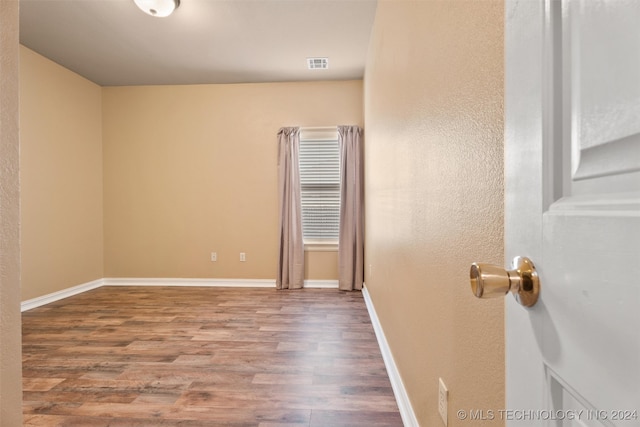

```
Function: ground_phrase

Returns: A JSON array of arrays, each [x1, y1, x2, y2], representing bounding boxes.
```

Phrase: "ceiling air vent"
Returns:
[[307, 57, 329, 70]]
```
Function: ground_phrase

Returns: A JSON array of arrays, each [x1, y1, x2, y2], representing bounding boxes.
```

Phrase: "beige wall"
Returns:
[[103, 81, 360, 279], [18, 50, 354, 299], [20, 46, 104, 301], [0, 0, 22, 423], [364, 1, 505, 425]]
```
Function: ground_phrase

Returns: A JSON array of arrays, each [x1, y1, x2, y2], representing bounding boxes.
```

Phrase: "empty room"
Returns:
[[2, 0, 637, 426]]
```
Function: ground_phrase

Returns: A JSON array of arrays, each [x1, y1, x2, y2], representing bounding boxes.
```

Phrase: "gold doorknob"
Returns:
[[470, 256, 540, 307]]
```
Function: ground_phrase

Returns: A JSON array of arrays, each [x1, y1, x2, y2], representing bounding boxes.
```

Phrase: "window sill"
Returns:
[[304, 242, 338, 252]]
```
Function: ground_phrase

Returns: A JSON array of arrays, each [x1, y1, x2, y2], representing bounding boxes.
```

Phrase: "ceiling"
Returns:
[[20, 0, 378, 87]]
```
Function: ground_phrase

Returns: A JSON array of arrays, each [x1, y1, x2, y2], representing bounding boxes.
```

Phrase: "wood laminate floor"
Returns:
[[22, 287, 403, 426]]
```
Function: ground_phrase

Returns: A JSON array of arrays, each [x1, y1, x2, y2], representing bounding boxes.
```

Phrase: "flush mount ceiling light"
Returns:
[[134, 0, 180, 17]]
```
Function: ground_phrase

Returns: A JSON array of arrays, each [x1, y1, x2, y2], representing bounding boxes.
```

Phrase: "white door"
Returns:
[[503, 0, 640, 425]]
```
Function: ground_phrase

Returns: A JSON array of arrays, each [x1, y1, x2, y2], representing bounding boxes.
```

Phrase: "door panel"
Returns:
[[549, 368, 609, 427], [543, 212, 639, 412], [567, 0, 640, 194]]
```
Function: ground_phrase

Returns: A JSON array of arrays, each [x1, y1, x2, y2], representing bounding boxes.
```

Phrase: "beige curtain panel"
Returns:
[[276, 127, 304, 289], [338, 125, 364, 291]]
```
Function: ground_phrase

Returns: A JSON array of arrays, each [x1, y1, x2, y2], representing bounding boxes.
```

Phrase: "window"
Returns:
[[298, 129, 340, 249]]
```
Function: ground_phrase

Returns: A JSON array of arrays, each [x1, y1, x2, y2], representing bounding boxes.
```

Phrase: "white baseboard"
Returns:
[[303, 280, 339, 288], [21, 278, 104, 312], [103, 278, 339, 288], [103, 278, 276, 287], [362, 284, 419, 427]]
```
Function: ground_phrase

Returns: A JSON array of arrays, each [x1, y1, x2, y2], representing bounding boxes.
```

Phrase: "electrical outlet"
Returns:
[[240, 252, 246, 262], [439, 378, 448, 426], [210, 252, 217, 262]]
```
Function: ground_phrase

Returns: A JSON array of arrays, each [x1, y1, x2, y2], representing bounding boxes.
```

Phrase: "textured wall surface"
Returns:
[[20, 46, 104, 301], [364, 1, 505, 425], [102, 81, 361, 279], [0, 0, 22, 424]]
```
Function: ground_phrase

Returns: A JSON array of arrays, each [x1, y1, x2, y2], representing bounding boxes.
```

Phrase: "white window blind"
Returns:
[[298, 134, 340, 243]]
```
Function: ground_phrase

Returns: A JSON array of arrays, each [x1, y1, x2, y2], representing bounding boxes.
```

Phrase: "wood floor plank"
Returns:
[[22, 378, 66, 392], [22, 287, 403, 426]]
